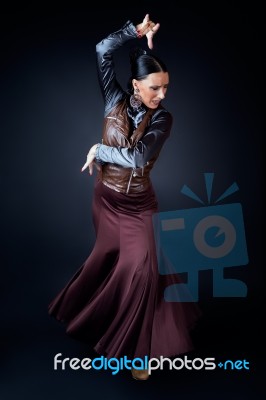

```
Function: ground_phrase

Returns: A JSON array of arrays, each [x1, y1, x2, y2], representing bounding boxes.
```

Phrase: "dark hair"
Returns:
[[127, 47, 168, 92]]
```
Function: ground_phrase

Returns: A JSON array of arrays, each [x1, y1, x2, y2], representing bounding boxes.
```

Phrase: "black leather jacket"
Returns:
[[95, 20, 173, 170]]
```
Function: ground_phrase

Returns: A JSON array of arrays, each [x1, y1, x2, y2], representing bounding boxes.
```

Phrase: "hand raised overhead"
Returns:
[[136, 13, 160, 49]]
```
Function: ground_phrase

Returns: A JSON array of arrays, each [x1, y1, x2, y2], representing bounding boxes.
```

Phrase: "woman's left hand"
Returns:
[[81, 144, 101, 175]]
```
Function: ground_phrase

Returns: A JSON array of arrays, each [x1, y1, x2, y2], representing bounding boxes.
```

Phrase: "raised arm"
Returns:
[[82, 14, 160, 175], [96, 21, 137, 115], [96, 14, 160, 115]]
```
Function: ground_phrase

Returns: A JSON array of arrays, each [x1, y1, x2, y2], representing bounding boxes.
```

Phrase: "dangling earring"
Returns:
[[130, 88, 142, 110]]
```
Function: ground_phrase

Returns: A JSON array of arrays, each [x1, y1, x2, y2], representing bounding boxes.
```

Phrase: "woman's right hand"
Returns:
[[136, 14, 160, 49]]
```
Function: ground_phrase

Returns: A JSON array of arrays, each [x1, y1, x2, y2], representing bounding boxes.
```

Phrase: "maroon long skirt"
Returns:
[[48, 178, 200, 359]]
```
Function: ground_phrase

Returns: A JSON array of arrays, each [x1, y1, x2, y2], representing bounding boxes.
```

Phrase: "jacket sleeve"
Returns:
[[95, 109, 173, 168], [96, 20, 138, 115]]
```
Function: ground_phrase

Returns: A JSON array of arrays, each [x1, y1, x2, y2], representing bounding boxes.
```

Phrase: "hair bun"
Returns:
[[129, 46, 147, 65]]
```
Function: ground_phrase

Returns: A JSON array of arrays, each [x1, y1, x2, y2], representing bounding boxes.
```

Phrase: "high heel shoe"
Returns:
[[131, 368, 149, 380]]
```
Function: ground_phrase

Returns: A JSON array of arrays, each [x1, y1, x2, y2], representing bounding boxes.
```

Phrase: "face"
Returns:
[[133, 72, 169, 109]]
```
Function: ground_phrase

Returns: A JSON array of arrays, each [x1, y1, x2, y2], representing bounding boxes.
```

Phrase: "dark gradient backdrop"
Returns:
[[1, 2, 265, 399]]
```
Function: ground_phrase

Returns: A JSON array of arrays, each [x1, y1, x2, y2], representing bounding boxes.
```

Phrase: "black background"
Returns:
[[1, 1, 265, 398]]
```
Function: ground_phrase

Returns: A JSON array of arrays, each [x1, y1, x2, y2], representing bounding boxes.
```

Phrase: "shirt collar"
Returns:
[[127, 104, 147, 128]]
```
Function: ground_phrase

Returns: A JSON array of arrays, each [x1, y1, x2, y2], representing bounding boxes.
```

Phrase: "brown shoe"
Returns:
[[131, 368, 149, 381]]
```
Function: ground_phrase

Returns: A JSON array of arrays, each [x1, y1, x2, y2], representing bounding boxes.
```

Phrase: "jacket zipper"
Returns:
[[106, 116, 148, 193], [126, 168, 135, 194], [126, 161, 150, 194]]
